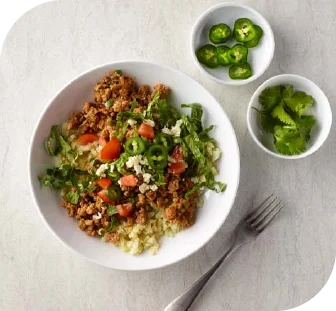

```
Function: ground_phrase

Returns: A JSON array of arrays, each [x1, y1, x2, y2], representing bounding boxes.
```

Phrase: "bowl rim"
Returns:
[[246, 73, 333, 159], [28, 59, 241, 270], [190, 2, 275, 86]]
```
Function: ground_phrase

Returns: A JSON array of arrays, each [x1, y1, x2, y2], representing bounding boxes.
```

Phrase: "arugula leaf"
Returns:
[[259, 85, 283, 112], [282, 85, 294, 99], [65, 190, 80, 204], [181, 103, 203, 133], [296, 115, 315, 141], [271, 101, 296, 125], [283, 91, 314, 116], [273, 125, 306, 155]]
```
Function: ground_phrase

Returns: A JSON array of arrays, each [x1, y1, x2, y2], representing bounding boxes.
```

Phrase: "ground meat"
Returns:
[[156, 197, 167, 209], [125, 127, 135, 139], [61, 200, 77, 217], [104, 232, 120, 245], [146, 190, 157, 202], [136, 194, 146, 208], [152, 83, 170, 99], [168, 177, 179, 192], [67, 112, 84, 131], [113, 98, 131, 112], [164, 205, 177, 221], [135, 207, 146, 224]]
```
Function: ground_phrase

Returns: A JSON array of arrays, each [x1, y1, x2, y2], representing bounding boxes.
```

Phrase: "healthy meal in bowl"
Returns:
[[38, 70, 226, 255]]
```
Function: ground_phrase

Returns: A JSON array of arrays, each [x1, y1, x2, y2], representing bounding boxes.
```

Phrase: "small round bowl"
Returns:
[[247, 74, 332, 159], [190, 2, 275, 86]]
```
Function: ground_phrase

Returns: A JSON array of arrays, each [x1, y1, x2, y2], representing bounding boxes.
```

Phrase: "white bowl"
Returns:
[[28, 60, 240, 270], [247, 74, 332, 159], [190, 2, 275, 85]]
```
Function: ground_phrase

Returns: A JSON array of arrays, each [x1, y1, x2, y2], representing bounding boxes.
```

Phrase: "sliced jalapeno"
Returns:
[[107, 170, 120, 182], [228, 44, 248, 65], [107, 185, 122, 201], [196, 44, 219, 68], [154, 133, 174, 151], [215, 45, 231, 67], [229, 63, 252, 79], [234, 18, 257, 42], [209, 23, 231, 44], [244, 25, 264, 48], [125, 137, 146, 155], [146, 144, 168, 170]]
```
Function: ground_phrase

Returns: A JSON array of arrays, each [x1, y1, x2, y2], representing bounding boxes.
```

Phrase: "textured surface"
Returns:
[[0, 0, 335, 310]]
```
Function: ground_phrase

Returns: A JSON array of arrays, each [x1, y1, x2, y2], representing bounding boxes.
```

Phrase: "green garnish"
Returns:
[[105, 100, 113, 108], [107, 205, 118, 216], [254, 84, 316, 155]]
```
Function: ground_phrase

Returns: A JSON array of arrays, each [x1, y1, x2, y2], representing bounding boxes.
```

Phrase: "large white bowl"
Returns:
[[28, 61, 240, 270], [247, 74, 332, 159], [191, 2, 275, 85]]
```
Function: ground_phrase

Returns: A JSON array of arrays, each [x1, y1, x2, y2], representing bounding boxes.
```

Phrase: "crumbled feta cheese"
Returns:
[[139, 183, 158, 193], [118, 179, 121, 185], [150, 184, 158, 191], [143, 173, 152, 183], [168, 156, 177, 163], [162, 119, 183, 137], [126, 155, 149, 175], [191, 176, 199, 183], [93, 212, 102, 220], [96, 163, 109, 177], [128, 119, 137, 126], [143, 119, 155, 127]]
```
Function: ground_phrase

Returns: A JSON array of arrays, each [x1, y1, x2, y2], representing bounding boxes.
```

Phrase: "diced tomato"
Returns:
[[169, 161, 186, 175], [138, 123, 154, 139], [97, 190, 115, 204], [120, 174, 138, 187], [77, 133, 99, 145], [98, 136, 107, 147], [116, 203, 133, 217], [96, 178, 112, 189], [100, 137, 121, 161], [171, 145, 183, 161]]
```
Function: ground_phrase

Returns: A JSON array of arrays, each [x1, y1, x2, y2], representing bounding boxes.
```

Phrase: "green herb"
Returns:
[[115, 70, 122, 75], [105, 100, 113, 108], [181, 103, 203, 133], [107, 205, 118, 216], [144, 92, 161, 119], [105, 216, 116, 232], [65, 190, 80, 204], [58, 134, 77, 163], [254, 84, 316, 155], [45, 125, 61, 156]]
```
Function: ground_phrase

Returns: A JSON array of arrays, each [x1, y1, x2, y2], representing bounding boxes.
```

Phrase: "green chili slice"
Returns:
[[209, 23, 231, 44], [154, 133, 174, 151], [196, 44, 219, 68], [106, 185, 122, 201], [234, 18, 257, 42], [216, 45, 231, 67], [228, 44, 248, 65], [244, 25, 264, 48], [106, 170, 121, 182], [125, 137, 146, 155], [146, 144, 168, 170], [229, 63, 252, 79]]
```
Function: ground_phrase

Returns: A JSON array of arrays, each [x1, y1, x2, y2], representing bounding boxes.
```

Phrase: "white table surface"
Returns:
[[1, 0, 335, 310]]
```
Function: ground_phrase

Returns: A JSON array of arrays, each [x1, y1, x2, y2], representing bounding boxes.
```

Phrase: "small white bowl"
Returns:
[[247, 74, 332, 159], [190, 2, 275, 85]]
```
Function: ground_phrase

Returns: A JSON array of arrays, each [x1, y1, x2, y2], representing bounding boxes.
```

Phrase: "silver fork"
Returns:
[[164, 194, 284, 311]]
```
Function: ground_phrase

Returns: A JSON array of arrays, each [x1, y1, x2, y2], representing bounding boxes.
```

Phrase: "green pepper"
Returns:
[[244, 25, 264, 48], [106, 170, 120, 182], [107, 205, 118, 216], [146, 144, 168, 170], [215, 45, 231, 67], [107, 185, 122, 201], [209, 23, 231, 44], [196, 44, 219, 68], [228, 44, 248, 65], [229, 63, 252, 79], [234, 18, 257, 42], [125, 137, 146, 155], [45, 125, 61, 156], [154, 133, 174, 151]]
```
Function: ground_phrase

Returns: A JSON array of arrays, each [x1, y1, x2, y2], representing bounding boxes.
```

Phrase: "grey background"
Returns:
[[0, 0, 335, 310]]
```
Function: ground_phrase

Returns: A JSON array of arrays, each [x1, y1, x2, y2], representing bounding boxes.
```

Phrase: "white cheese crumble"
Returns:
[[76, 141, 99, 155], [162, 119, 183, 137], [92, 212, 102, 220], [139, 183, 158, 194], [96, 163, 109, 177], [127, 119, 137, 126], [126, 155, 149, 175], [142, 173, 152, 183], [143, 119, 155, 127], [110, 164, 115, 172], [168, 156, 177, 163]]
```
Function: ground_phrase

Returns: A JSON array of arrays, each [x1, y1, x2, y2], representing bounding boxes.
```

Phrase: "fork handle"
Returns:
[[163, 240, 239, 311]]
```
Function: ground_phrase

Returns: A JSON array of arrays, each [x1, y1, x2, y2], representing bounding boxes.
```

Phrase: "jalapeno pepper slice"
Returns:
[[244, 25, 264, 48], [229, 63, 252, 79], [215, 45, 231, 67], [234, 18, 257, 42], [154, 133, 174, 151], [196, 44, 219, 68], [107, 170, 121, 182], [146, 144, 168, 170], [106, 185, 122, 201], [228, 44, 248, 65], [209, 23, 231, 44], [125, 137, 146, 155]]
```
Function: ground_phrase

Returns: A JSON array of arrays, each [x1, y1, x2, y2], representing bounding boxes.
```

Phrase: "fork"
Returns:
[[164, 194, 284, 311]]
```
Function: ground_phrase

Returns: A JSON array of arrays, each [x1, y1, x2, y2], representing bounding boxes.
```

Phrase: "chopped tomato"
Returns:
[[120, 174, 138, 187], [169, 161, 186, 175], [97, 190, 115, 204], [116, 203, 133, 217], [138, 123, 154, 139], [100, 137, 121, 161], [77, 133, 99, 145], [171, 145, 183, 161], [98, 136, 107, 147], [96, 178, 112, 189]]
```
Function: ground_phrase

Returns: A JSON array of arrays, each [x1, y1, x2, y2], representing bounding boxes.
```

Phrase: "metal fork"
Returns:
[[164, 194, 284, 311]]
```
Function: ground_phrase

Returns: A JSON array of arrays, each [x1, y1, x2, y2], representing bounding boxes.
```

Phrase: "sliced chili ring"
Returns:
[[106, 185, 122, 201], [125, 137, 146, 155], [146, 144, 168, 170], [154, 133, 174, 151]]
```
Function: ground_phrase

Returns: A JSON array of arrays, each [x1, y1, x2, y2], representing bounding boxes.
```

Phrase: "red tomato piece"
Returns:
[[116, 203, 133, 217], [77, 133, 99, 145], [96, 178, 112, 189], [98, 136, 107, 147], [97, 190, 115, 204], [169, 161, 186, 175], [100, 137, 121, 161], [171, 145, 184, 161], [138, 123, 154, 139], [120, 175, 138, 187]]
